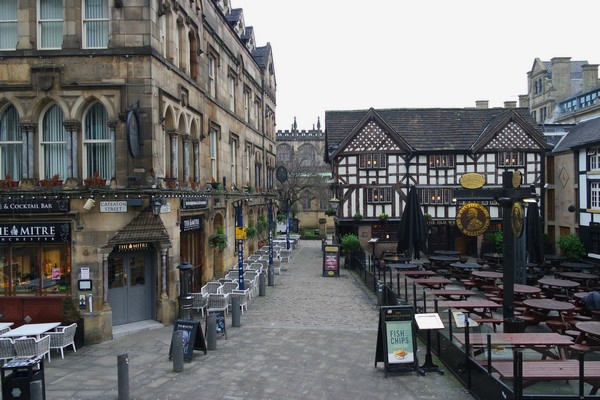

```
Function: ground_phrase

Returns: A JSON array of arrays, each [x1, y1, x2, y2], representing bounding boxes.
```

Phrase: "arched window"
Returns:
[[0, 105, 22, 179], [83, 102, 112, 181], [40, 105, 68, 179]]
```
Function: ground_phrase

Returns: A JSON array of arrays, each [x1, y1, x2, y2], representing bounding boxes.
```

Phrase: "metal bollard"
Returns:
[[376, 282, 385, 306], [118, 354, 129, 400], [172, 330, 184, 372], [231, 295, 241, 327], [259, 272, 266, 296], [268, 266, 274, 286], [206, 314, 217, 350]]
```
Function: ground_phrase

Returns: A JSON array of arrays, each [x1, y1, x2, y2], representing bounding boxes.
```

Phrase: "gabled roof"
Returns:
[[325, 107, 547, 156], [553, 117, 600, 153], [105, 208, 172, 249], [251, 43, 271, 70]]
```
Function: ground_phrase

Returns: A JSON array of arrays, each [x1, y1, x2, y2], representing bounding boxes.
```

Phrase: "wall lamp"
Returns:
[[83, 198, 96, 211], [152, 198, 166, 217]]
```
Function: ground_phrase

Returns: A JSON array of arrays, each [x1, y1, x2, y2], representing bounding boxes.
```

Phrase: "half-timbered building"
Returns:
[[325, 105, 550, 257]]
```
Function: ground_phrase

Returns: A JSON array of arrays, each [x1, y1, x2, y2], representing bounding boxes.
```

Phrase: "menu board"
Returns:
[[169, 319, 207, 362], [375, 305, 418, 376], [322, 244, 340, 277]]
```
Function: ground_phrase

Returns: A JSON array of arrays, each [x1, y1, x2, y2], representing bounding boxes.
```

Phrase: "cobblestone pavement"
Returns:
[[33, 239, 474, 399]]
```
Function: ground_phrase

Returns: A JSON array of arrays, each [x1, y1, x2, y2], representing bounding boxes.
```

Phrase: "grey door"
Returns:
[[108, 252, 152, 325]]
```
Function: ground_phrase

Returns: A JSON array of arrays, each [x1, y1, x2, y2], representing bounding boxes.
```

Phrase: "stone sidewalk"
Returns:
[[25, 240, 474, 399]]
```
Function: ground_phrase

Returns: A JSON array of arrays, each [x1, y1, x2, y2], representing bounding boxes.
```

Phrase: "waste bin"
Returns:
[[503, 317, 527, 333], [1, 357, 46, 400]]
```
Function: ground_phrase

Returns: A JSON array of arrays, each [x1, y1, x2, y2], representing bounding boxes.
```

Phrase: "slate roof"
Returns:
[[325, 107, 545, 155], [105, 208, 171, 249], [553, 117, 600, 153], [251, 44, 271, 69]]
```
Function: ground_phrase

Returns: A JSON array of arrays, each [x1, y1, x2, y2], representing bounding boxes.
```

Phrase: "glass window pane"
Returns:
[[41, 105, 68, 179], [0, 105, 22, 178]]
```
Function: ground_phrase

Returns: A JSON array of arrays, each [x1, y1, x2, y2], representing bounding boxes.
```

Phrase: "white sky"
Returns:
[[233, 0, 599, 132]]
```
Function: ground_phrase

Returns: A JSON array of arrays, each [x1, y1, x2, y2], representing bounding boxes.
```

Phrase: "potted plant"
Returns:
[[379, 213, 389, 222], [40, 173, 62, 187], [210, 177, 221, 190], [208, 225, 228, 251], [324, 208, 337, 217], [558, 234, 587, 261], [353, 212, 363, 221], [62, 297, 84, 348], [84, 171, 106, 188], [245, 222, 257, 240], [0, 173, 18, 189]]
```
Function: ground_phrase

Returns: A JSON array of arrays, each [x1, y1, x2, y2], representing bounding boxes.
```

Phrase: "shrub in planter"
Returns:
[[341, 233, 362, 255], [558, 234, 586, 261], [208, 225, 228, 251]]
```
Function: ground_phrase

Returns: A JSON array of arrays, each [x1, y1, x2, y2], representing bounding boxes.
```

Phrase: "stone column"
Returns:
[[18, 123, 36, 179], [167, 129, 178, 179], [63, 120, 81, 179], [182, 135, 190, 185]]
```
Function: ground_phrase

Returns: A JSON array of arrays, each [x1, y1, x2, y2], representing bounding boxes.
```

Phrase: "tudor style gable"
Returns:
[[345, 120, 403, 153]]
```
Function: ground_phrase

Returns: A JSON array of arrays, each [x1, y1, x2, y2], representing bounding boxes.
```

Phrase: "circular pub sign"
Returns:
[[511, 202, 524, 238], [456, 203, 490, 237]]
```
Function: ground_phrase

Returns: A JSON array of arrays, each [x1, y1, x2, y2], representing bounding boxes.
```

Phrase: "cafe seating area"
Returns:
[[371, 249, 600, 398]]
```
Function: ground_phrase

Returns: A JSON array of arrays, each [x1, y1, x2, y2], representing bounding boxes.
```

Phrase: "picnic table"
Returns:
[[537, 277, 580, 300], [382, 255, 412, 264], [522, 298, 576, 325], [400, 270, 437, 279], [575, 321, 600, 345], [560, 261, 596, 272], [434, 250, 461, 257], [465, 270, 503, 292], [412, 277, 452, 289], [442, 300, 501, 319], [449, 262, 482, 279], [453, 332, 574, 360], [498, 283, 542, 299], [428, 289, 476, 300], [427, 255, 460, 271], [555, 271, 599, 288]]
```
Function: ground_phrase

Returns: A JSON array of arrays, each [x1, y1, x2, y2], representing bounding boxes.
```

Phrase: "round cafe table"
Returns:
[[498, 283, 542, 298], [575, 321, 600, 344], [523, 298, 576, 323], [560, 262, 596, 272], [555, 271, 599, 288], [537, 277, 580, 300], [449, 262, 482, 279], [434, 250, 461, 257], [383, 255, 412, 264]]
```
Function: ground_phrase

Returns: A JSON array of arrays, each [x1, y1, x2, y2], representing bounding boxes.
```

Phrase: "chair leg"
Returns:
[[60, 348, 64, 359]]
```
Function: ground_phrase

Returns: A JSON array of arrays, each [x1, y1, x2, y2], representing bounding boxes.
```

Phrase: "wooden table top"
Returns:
[[428, 289, 476, 299], [556, 271, 599, 281], [412, 277, 452, 286], [523, 298, 576, 312], [383, 255, 412, 263], [453, 332, 574, 347], [575, 321, 600, 337], [483, 253, 503, 260], [537, 277, 580, 289], [428, 255, 460, 262], [442, 300, 501, 309], [498, 284, 542, 295], [560, 261, 596, 271], [450, 262, 483, 270], [387, 263, 420, 270], [471, 270, 503, 279], [434, 250, 462, 256], [400, 270, 437, 278]]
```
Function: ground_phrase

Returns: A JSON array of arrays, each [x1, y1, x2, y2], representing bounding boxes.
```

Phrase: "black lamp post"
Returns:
[[329, 192, 340, 242], [268, 199, 274, 286], [232, 200, 245, 290], [177, 262, 193, 320]]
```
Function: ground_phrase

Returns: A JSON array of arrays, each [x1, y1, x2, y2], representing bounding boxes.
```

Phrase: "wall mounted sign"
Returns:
[[100, 201, 127, 213], [181, 198, 208, 210], [459, 173, 486, 189], [455, 203, 490, 237], [126, 102, 141, 158], [511, 202, 523, 238], [117, 243, 149, 252], [0, 198, 70, 214], [276, 166, 288, 183], [180, 216, 203, 232], [0, 222, 70, 243]]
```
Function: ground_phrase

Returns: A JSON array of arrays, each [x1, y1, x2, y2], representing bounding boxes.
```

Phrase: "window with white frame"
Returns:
[[0, 105, 22, 179], [0, 0, 18, 50], [243, 90, 250, 122], [359, 153, 386, 169], [429, 155, 454, 168], [228, 74, 235, 112], [243, 144, 250, 185], [591, 182, 600, 209], [419, 187, 453, 205], [253, 99, 259, 129], [208, 55, 216, 98], [38, 0, 64, 50], [83, 0, 109, 49], [498, 151, 525, 167], [40, 105, 68, 179], [209, 127, 218, 180], [367, 187, 392, 204], [589, 147, 600, 171], [83, 102, 112, 182], [230, 137, 238, 186]]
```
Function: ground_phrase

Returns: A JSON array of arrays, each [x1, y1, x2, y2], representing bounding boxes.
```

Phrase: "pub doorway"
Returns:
[[107, 251, 154, 325]]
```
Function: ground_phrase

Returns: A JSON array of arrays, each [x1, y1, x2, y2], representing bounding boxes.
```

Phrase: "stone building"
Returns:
[[526, 57, 600, 254], [275, 117, 333, 236], [0, 0, 276, 343]]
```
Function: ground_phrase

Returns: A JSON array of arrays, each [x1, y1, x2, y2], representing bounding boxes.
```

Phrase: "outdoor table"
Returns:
[[453, 332, 574, 360], [483, 252, 503, 265], [0, 322, 61, 340], [434, 250, 461, 257], [449, 262, 482, 279], [498, 283, 542, 299], [400, 270, 437, 278], [441, 300, 501, 319], [0, 323, 14, 331], [412, 277, 452, 289], [428, 289, 476, 300], [383, 255, 412, 264], [560, 261, 596, 272], [467, 270, 503, 291], [574, 321, 600, 344], [387, 263, 419, 290], [522, 298, 576, 324], [427, 255, 460, 271], [555, 271, 599, 288], [537, 277, 580, 300]]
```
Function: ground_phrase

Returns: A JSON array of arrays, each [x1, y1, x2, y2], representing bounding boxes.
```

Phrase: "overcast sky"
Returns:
[[234, 0, 598, 132]]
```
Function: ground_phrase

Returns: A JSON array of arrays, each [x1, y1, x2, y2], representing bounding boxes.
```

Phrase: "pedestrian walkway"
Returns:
[[36, 240, 474, 399]]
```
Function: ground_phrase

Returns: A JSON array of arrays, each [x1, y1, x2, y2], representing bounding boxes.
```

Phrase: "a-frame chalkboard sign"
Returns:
[[206, 310, 227, 339], [169, 319, 207, 362], [374, 305, 419, 377]]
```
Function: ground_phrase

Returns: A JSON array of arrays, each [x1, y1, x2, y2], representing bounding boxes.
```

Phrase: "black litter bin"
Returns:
[[1, 357, 46, 400]]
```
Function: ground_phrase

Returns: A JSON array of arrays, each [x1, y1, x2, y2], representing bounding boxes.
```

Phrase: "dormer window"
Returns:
[[590, 147, 600, 171]]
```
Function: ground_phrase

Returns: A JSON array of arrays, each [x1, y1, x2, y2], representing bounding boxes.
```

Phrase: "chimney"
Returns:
[[582, 64, 599, 92], [518, 94, 529, 108], [475, 100, 489, 109], [504, 101, 517, 109], [550, 57, 572, 99]]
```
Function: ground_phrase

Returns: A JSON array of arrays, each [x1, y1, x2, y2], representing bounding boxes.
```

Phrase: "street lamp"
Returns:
[[152, 198, 164, 217], [329, 194, 340, 211]]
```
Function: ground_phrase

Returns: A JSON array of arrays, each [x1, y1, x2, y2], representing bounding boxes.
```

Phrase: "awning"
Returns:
[[104, 207, 172, 249]]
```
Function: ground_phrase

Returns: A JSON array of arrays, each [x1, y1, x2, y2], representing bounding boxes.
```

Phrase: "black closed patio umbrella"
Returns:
[[397, 185, 428, 259], [525, 201, 545, 264]]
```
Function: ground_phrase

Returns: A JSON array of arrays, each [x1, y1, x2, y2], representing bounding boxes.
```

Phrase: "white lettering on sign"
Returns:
[[100, 201, 128, 213]]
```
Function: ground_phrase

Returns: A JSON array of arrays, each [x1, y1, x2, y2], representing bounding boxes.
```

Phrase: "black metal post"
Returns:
[[233, 201, 245, 290], [268, 199, 275, 286]]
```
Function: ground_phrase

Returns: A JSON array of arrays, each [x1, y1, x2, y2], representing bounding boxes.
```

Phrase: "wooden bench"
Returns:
[[472, 318, 503, 332], [491, 360, 600, 394]]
